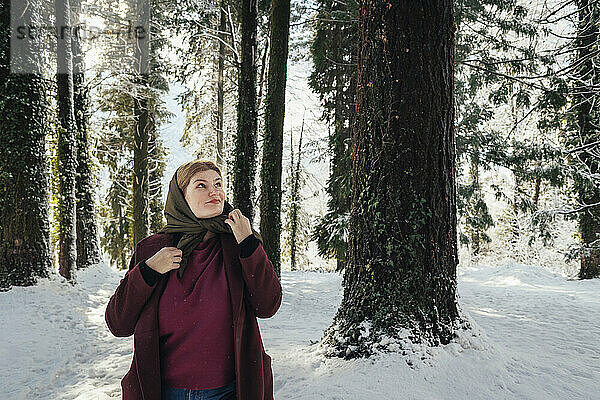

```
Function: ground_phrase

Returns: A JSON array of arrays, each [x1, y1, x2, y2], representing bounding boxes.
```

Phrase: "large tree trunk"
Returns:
[[260, 0, 290, 278], [233, 0, 259, 223], [321, 0, 463, 359], [56, 0, 78, 282], [72, 0, 101, 270], [575, 0, 600, 279], [0, 0, 52, 289]]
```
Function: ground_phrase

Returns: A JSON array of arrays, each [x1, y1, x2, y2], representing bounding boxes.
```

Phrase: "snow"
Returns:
[[1, 262, 598, 399]]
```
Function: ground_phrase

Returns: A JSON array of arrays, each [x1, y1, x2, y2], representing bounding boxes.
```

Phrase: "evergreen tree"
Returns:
[[96, 80, 170, 269], [282, 120, 310, 271], [321, 0, 464, 359], [309, 0, 357, 272], [453, 0, 546, 258], [95, 0, 171, 268], [0, 0, 52, 289]]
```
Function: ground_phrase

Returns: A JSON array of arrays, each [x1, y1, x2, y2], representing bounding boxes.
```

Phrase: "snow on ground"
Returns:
[[1, 261, 598, 399]]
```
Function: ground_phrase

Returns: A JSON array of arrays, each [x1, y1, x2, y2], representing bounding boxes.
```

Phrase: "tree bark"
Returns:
[[0, 0, 52, 289], [260, 0, 290, 278], [321, 0, 463, 359], [233, 0, 259, 223], [216, 0, 227, 176], [289, 120, 303, 272], [56, 0, 78, 282], [575, 0, 600, 279], [72, 0, 101, 270], [132, 0, 151, 246]]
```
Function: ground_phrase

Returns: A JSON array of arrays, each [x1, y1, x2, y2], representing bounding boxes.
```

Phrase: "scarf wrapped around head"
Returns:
[[157, 169, 262, 280]]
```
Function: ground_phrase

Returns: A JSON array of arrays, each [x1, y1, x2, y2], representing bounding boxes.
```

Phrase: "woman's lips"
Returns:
[[207, 199, 221, 204]]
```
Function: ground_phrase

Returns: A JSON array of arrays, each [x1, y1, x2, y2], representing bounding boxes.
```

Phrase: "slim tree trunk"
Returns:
[[216, 0, 227, 175], [257, 36, 269, 109], [132, 0, 151, 246], [469, 153, 481, 256], [233, 0, 259, 223], [260, 0, 290, 278], [72, 0, 101, 269], [0, 0, 52, 289], [289, 119, 303, 272], [322, 0, 463, 359], [56, 0, 78, 282]]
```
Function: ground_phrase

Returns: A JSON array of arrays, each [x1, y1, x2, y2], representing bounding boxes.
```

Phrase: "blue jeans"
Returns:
[[161, 380, 236, 400]]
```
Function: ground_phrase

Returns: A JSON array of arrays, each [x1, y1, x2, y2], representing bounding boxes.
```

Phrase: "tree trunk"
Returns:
[[260, 0, 290, 278], [233, 0, 259, 223], [321, 0, 463, 359], [289, 120, 303, 272], [133, 78, 150, 246], [72, 0, 101, 269], [216, 0, 227, 176], [56, 0, 78, 282], [132, 1, 151, 246], [575, 0, 600, 279], [469, 154, 481, 256], [0, 0, 52, 289]]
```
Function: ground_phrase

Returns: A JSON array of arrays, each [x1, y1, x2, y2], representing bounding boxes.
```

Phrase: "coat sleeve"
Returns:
[[105, 244, 156, 337], [239, 241, 282, 319]]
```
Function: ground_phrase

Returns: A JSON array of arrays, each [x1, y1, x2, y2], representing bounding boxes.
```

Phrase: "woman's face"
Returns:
[[183, 169, 225, 219]]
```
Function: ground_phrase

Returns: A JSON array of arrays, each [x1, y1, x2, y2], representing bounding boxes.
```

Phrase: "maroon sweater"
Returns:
[[139, 234, 260, 390]]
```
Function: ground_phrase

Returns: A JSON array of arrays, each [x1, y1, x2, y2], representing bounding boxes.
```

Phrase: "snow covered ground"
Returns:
[[1, 262, 598, 399]]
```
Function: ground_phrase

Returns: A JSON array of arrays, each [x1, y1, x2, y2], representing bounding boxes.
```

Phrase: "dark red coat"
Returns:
[[105, 232, 282, 400]]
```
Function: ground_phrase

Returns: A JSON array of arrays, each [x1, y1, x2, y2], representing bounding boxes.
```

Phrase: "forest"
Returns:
[[1, 0, 599, 399]]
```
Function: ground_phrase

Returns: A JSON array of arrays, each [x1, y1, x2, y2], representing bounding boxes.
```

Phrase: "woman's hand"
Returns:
[[224, 208, 253, 244], [145, 247, 182, 274]]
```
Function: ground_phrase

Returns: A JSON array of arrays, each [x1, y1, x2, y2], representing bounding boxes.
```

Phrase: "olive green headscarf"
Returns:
[[157, 169, 262, 280]]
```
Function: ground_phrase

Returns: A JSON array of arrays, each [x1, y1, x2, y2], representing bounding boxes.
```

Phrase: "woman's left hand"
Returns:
[[224, 208, 253, 244]]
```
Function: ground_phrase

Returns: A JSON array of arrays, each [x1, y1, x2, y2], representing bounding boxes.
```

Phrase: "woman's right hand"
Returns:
[[145, 247, 182, 274]]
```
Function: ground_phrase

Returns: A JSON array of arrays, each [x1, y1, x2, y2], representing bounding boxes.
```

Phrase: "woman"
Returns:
[[105, 160, 282, 400]]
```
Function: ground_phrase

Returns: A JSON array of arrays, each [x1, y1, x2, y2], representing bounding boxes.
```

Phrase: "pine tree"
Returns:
[[282, 120, 310, 271], [309, 0, 357, 272], [321, 0, 464, 359], [95, 0, 171, 268], [0, 0, 52, 289], [453, 0, 546, 258]]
